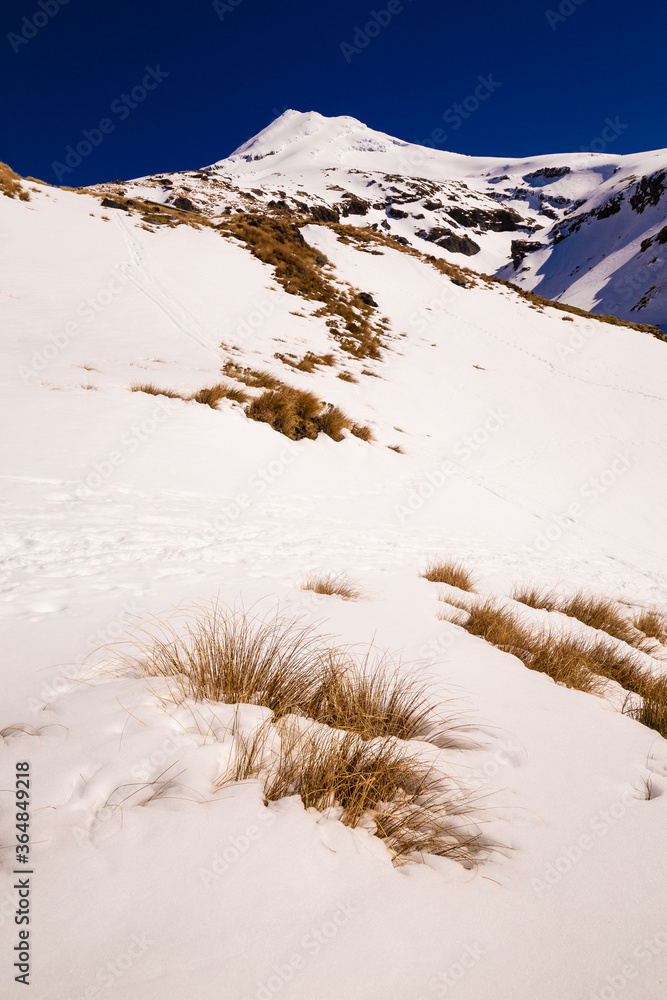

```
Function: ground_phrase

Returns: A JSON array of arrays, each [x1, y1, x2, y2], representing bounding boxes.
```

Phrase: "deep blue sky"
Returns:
[[2, 0, 666, 186]]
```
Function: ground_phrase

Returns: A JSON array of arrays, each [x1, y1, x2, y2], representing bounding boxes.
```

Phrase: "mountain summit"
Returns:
[[204, 110, 666, 330]]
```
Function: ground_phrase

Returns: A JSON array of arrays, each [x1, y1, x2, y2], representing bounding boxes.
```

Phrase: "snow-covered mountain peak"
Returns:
[[219, 108, 415, 173]]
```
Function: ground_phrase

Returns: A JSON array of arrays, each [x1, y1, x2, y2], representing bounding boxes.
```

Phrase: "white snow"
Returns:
[[1, 124, 667, 1000]]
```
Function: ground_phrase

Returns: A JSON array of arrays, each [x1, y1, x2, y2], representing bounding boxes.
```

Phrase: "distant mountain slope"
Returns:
[[195, 110, 666, 330]]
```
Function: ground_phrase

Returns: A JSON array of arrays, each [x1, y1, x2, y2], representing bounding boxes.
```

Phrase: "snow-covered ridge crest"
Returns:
[[206, 109, 667, 330]]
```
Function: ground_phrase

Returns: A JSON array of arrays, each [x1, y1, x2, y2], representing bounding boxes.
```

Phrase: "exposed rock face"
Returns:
[[340, 199, 369, 217], [640, 225, 667, 254], [172, 196, 196, 212], [309, 204, 340, 223], [511, 240, 546, 269], [522, 166, 571, 184], [100, 197, 128, 212], [446, 205, 524, 232], [416, 226, 481, 256], [630, 170, 667, 214], [594, 196, 622, 220]]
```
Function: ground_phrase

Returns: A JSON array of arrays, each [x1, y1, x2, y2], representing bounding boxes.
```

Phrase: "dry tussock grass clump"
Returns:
[[634, 609, 667, 645], [222, 361, 282, 389], [0, 162, 30, 201], [130, 605, 469, 750], [226, 719, 481, 865], [512, 586, 559, 611], [128, 604, 485, 864], [461, 595, 667, 736], [350, 423, 374, 441], [133, 606, 325, 715], [317, 404, 352, 441], [246, 387, 352, 442], [277, 351, 337, 373], [552, 592, 655, 654], [422, 559, 476, 592], [306, 653, 468, 749], [131, 382, 247, 407], [463, 600, 652, 696], [625, 678, 667, 738], [299, 572, 364, 600], [246, 386, 321, 439], [190, 383, 248, 408], [513, 588, 660, 655], [130, 382, 184, 399]]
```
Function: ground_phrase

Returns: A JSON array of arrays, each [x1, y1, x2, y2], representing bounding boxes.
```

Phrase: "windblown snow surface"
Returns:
[[1, 112, 667, 1000]]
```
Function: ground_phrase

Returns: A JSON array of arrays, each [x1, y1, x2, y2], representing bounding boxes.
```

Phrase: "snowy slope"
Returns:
[[0, 141, 666, 1000], [207, 110, 667, 329]]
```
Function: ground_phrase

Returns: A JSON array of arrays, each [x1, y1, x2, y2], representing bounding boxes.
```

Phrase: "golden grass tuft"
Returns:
[[305, 652, 468, 749], [224, 718, 481, 865], [132, 606, 325, 715], [625, 678, 667, 738], [350, 424, 374, 442], [190, 383, 248, 408], [246, 387, 353, 442], [0, 162, 29, 200], [512, 586, 559, 611], [277, 351, 337, 373], [222, 362, 282, 390], [130, 382, 183, 399], [422, 559, 476, 592], [246, 386, 322, 440], [554, 593, 651, 650], [129, 605, 470, 752], [463, 599, 653, 696], [513, 588, 662, 655], [317, 404, 352, 442], [299, 572, 364, 600], [634, 609, 667, 645], [124, 604, 485, 864]]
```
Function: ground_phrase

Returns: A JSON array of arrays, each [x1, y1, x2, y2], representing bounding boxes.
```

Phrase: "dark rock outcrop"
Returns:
[[308, 204, 340, 223], [446, 205, 523, 232], [100, 197, 128, 212]]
